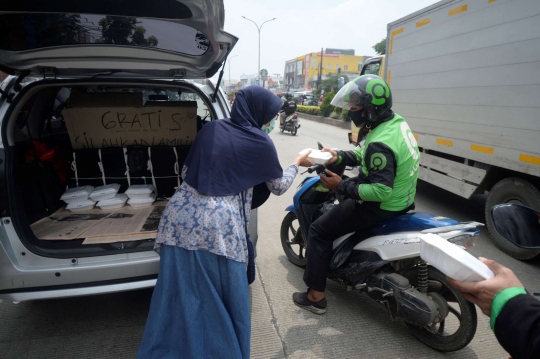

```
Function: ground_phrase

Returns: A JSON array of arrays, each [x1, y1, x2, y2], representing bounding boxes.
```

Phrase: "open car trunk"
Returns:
[[4, 79, 217, 258]]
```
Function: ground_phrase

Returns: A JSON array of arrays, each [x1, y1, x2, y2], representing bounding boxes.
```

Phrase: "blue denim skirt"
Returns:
[[137, 245, 250, 359]]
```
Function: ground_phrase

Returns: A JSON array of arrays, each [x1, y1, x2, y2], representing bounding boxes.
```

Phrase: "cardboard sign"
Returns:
[[63, 93, 197, 149]]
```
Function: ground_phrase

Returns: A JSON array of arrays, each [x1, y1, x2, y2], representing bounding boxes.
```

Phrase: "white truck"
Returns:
[[354, 0, 540, 260]]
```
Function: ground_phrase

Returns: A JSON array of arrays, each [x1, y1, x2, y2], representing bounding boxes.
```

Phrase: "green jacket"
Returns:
[[337, 113, 420, 211]]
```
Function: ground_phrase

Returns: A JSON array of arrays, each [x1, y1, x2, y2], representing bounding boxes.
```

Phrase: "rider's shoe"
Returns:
[[292, 291, 327, 314]]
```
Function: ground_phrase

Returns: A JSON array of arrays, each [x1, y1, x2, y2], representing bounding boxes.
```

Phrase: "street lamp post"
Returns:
[[228, 55, 238, 91], [241, 16, 276, 85]]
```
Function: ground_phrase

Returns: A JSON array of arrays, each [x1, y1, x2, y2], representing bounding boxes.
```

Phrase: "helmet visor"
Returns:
[[330, 81, 364, 110]]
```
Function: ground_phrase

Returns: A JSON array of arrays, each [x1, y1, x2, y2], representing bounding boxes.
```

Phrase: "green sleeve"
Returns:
[[359, 183, 393, 202], [352, 147, 362, 164], [490, 287, 527, 330]]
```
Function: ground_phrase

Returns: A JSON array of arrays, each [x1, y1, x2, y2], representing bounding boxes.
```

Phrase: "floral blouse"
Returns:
[[154, 164, 299, 263]]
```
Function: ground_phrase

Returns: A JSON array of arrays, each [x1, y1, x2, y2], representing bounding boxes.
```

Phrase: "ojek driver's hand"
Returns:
[[321, 148, 339, 165], [319, 169, 341, 190]]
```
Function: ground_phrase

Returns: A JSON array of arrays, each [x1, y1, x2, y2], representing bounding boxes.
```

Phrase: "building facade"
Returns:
[[283, 49, 372, 91]]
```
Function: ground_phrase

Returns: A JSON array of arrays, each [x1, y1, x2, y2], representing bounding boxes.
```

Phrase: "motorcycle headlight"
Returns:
[[447, 231, 480, 248]]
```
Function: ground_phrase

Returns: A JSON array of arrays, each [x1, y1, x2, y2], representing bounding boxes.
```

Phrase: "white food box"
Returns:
[[61, 186, 94, 204], [90, 183, 121, 202], [299, 148, 333, 165], [128, 193, 156, 208], [125, 184, 155, 199], [97, 193, 128, 210], [420, 233, 494, 282], [66, 199, 96, 212]]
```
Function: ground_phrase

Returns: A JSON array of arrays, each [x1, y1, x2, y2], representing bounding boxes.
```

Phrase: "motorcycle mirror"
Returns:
[[348, 133, 359, 147], [490, 204, 540, 249], [317, 142, 324, 150]]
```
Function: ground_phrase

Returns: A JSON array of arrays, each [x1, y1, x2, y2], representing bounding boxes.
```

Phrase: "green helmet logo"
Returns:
[[366, 79, 390, 106]]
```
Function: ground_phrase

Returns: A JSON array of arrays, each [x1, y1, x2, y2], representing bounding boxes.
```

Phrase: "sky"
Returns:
[[220, 0, 440, 82]]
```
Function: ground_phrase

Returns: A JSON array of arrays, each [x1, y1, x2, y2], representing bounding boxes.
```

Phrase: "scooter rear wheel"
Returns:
[[291, 126, 298, 136], [280, 212, 307, 267], [404, 267, 477, 352]]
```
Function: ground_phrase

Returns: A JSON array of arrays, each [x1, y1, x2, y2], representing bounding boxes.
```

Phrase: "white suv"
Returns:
[[0, 0, 259, 303]]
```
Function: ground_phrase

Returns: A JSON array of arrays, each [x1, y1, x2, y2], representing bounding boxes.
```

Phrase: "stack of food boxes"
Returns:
[[125, 184, 156, 208], [61, 184, 124, 212], [60, 185, 96, 212]]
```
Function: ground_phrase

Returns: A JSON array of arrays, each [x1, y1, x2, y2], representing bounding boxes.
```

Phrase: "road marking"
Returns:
[[436, 138, 453, 146], [489, 0, 497, 3], [449, 5, 468, 16], [387, 70, 392, 85], [471, 144, 494, 154], [416, 18, 431, 27], [389, 28, 404, 54], [520, 154, 540, 165]]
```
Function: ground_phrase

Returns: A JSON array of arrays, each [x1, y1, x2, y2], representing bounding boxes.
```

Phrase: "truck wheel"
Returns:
[[485, 177, 540, 260]]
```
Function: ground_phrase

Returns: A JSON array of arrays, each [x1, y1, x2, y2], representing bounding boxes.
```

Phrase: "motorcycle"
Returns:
[[278, 111, 301, 136], [281, 142, 483, 352]]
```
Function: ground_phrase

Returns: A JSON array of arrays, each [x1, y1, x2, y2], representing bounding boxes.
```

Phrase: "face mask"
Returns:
[[349, 109, 365, 127], [261, 118, 276, 134]]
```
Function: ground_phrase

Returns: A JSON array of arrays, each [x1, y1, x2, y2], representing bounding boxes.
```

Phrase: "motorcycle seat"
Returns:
[[368, 212, 459, 235]]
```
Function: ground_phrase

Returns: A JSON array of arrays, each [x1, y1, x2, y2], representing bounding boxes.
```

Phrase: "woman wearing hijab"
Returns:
[[137, 86, 312, 359]]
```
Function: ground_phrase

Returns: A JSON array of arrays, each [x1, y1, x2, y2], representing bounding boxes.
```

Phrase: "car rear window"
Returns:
[[0, 13, 210, 56]]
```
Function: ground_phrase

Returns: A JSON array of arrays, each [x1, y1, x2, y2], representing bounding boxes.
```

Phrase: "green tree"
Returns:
[[131, 26, 147, 46], [312, 73, 349, 98], [98, 16, 137, 44], [373, 38, 387, 55], [319, 91, 335, 117], [147, 35, 158, 47], [97, 16, 158, 47]]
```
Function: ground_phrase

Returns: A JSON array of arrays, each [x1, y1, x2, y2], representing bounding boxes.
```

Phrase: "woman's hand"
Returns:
[[321, 148, 339, 165], [448, 258, 524, 316], [294, 150, 314, 167]]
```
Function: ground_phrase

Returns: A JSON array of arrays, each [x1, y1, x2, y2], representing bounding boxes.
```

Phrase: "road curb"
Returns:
[[297, 113, 351, 130]]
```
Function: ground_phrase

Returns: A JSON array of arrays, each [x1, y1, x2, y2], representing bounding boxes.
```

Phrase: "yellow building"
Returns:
[[284, 49, 371, 90]]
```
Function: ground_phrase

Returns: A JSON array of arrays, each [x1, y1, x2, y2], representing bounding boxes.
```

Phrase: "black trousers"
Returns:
[[303, 199, 406, 292]]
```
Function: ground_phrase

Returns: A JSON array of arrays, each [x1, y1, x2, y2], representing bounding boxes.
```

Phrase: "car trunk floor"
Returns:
[[30, 202, 167, 244]]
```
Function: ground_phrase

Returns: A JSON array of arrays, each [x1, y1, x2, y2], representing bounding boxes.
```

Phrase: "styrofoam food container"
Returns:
[[299, 148, 333, 165], [97, 193, 128, 210], [66, 199, 96, 212], [61, 186, 94, 204], [128, 193, 156, 208], [125, 184, 155, 199], [420, 233, 494, 282], [90, 183, 121, 202]]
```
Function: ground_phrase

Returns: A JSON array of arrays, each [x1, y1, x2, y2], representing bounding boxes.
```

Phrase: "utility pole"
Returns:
[[318, 47, 323, 88], [228, 55, 238, 91], [242, 16, 276, 85]]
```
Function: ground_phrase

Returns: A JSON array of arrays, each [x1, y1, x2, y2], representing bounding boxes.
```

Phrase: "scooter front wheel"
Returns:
[[280, 212, 307, 267]]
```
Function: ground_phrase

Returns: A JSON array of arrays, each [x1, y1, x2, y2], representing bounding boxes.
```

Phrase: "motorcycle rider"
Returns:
[[279, 93, 297, 129], [292, 74, 420, 314]]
